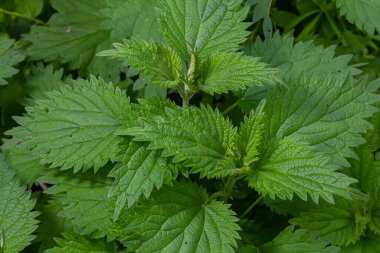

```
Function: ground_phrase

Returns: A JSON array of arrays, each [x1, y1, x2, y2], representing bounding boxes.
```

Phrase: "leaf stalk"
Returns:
[[0, 8, 45, 24], [240, 195, 264, 219]]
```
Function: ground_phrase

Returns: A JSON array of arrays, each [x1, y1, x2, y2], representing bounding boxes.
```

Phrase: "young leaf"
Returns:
[[290, 199, 369, 246], [109, 141, 177, 218], [199, 52, 277, 94], [0, 38, 25, 85], [6, 76, 130, 172], [99, 40, 183, 88], [0, 154, 39, 253], [158, 0, 250, 60], [237, 101, 265, 166], [124, 181, 240, 253], [263, 76, 380, 167], [336, 0, 380, 35], [249, 136, 357, 203], [121, 105, 237, 178], [260, 226, 340, 253], [45, 233, 117, 253]]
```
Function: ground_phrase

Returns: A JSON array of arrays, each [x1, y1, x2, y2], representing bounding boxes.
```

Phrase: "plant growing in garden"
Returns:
[[1, 0, 380, 252]]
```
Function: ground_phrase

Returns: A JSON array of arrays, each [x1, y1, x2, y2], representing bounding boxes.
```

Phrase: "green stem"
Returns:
[[208, 191, 225, 201], [1, 107, 5, 127], [310, 0, 347, 45], [222, 177, 238, 202], [240, 195, 264, 219], [0, 8, 45, 24], [223, 98, 242, 115], [230, 166, 250, 176], [182, 97, 189, 107]]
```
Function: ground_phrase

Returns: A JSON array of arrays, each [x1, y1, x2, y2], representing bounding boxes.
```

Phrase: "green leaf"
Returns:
[[237, 101, 265, 166], [42, 170, 114, 239], [100, 0, 161, 42], [261, 195, 318, 217], [241, 32, 361, 111], [109, 141, 177, 218], [15, 0, 43, 18], [370, 190, 380, 236], [263, 76, 380, 167], [290, 199, 369, 246], [245, 32, 361, 82], [249, 0, 272, 24], [1, 137, 45, 187], [336, 0, 380, 35], [7, 76, 129, 172], [109, 98, 179, 217], [122, 105, 237, 178], [25, 0, 109, 69], [124, 181, 240, 253], [340, 233, 380, 253], [249, 136, 357, 203], [198, 52, 277, 94], [260, 226, 340, 253], [25, 0, 160, 80], [343, 137, 380, 237], [99, 40, 183, 88], [248, 0, 273, 38], [361, 110, 380, 152], [0, 154, 39, 253], [158, 0, 250, 60], [119, 96, 177, 132], [23, 63, 64, 106], [33, 199, 74, 252], [345, 148, 380, 195], [0, 38, 24, 86], [45, 233, 116, 253]]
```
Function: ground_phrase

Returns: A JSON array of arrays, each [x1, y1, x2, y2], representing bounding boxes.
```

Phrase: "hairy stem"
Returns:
[[182, 90, 190, 107], [0, 8, 45, 24], [179, 81, 195, 108], [240, 195, 264, 219]]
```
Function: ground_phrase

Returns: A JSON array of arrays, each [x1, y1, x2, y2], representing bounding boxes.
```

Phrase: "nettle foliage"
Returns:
[[1, 0, 380, 252]]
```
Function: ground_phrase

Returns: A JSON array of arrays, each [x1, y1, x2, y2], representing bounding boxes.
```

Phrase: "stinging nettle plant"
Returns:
[[1, 0, 380, 252]]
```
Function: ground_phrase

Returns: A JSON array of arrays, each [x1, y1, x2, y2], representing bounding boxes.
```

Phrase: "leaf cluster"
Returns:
[[0, 0, 380, 252]]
